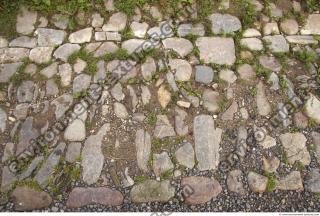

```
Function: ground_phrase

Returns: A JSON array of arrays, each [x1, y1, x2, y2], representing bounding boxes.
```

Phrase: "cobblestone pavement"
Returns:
[[0, 0, 320, 212]]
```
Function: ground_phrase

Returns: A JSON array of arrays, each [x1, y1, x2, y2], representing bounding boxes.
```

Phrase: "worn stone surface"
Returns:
[[130, 180, 175, 203], [29, 47, 54, 64], [196, 37, 236, 65], [181, 176, 222, 205], [11, 186, 52, 211], [69, 28, 93, 43], [237, 64, 256, 81], [209, 13, 241, 34], [276, 171, 303, 191], [154, 115, 176, 138], [163, 38, 193, 57], [169, 59, 192, 81], [175, 142, 195, 169], [0, 48, 29, 63], [194, 115, 222, 171], [263, 35, 289, 53], [67, 187, 123, 208], [135, 129, 151, 172], [152, 152, 174, 177], [9, 36, 36, 48], [82, 124, 109, 184], [248, 172, 268, 193], [305, 94, 320, 124], [227, 170, 245, 195], [195, 65, 214, 84], [16, 117, 39, 155], [305, 169, 320, 193], [54, 43, 81, 62], [0, 107, 7, 133], [102, 12, 127, 32], [36, 28, 66, 47], [175, 107, 188, 136], [262, 156, 280, 173], [280, 133, 310, 166], [64, 119, 86, 142], [301, 14, 320, 35], [202, 90, 220, 113], [16, 7, 37, 35], [256, 81, 271, 116], [240, 38, 263, 51], [35, 142, 66, 187]]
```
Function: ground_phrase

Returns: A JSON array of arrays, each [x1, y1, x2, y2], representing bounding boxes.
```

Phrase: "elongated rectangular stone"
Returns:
[[193, 115, 222, 171]]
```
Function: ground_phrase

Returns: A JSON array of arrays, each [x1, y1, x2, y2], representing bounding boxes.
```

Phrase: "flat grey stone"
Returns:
[[64, 119, 86, 142], [312, 132, 320, 164], [135, 129, 151, 172], [18, 156, 44, 180], [110, 83, 125, 101], [0, 37, 8, 48], [95, 32, 106, 41], [29, 47, 54, 64], [227, 170, 245, 195], [305, 169, 320, 193], [202, 89, 220, 113], [175, 107, 188, 136], [175, 142, 195, 168], [105, 32, 121, 41], [16, 117, 39, 155], [263, 35, 289, 53], [0, 62, 23, 83], [16, 7, 37, 35], [0, 48, 29, 63], [9, 36, 36, 48], [46, 79, 59, 96], [280, 133, 310, 165], [52, 14, 69, 30], [2, 143, 14, 163], [219, 69, 237, 83], [237, 64, 256, 81], [240, 38, 263, 51], [152, 152, 174, 177], [242, 28, 261, 37], [169, 59, 192, 81], [141, 85, 151, 105], [102, 12, 127, 32], [40, 62, 58, 79], [0, 108, 7, 133], [195, 65, 214, 84], [280, 19, 299, 35], [221, 100, 238, 120], [268, 72, 280, 91], [130, 180, 175, 203], [177, 23, 205, 37], [51, 94, 73, 119], [53, 43, 81, 62], [256, 81, 271, 116], [74, 58, 87, 74], [141, 57, 156, 81], [13, 103, 29, 120], [301, 14, 320, 35], [194, 115, 222, 171], [162, 38, 193, 57], [69, 27, 93, 44], [73, 74, 91, 94], [259, 55, 282, 72], [94, 42, 119, 58], [17, 80, 35, 103], [35, 142, 66, 187], [121, 39, 145, 54], [36, 28, 66, 47], [276, 171, 303, 191], [106, 59, 137, 82], [130, 22, 149, 38], [305, 94, 320, 124], [92, 13, 104, 28], [66, 142, 82, 163], [1, 166, 17, 192], [286, 36, 318, 45], [82, 124, 109, 184], [114, 102, 129, 119], [209, 13, 241, 34], [58, 63, 72, 87], [154, 115, 176, 138], [263, 22, 280, 35], [248, 172, 267, 193], [196, 37, 236, 65]]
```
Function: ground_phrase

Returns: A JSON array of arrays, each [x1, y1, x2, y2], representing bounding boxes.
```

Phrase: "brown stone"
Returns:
[[181, 176, 222, 205], [11, 186, 52, 211], [66, 187, 123, 208]]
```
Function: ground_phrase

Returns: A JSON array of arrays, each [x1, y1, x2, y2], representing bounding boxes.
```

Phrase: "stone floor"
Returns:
[[0, 0, 320, 212]]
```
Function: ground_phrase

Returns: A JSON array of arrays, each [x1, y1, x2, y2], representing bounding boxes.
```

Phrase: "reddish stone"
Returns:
[[66, 187, 123, 208], [181, 176, 222, 205]]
